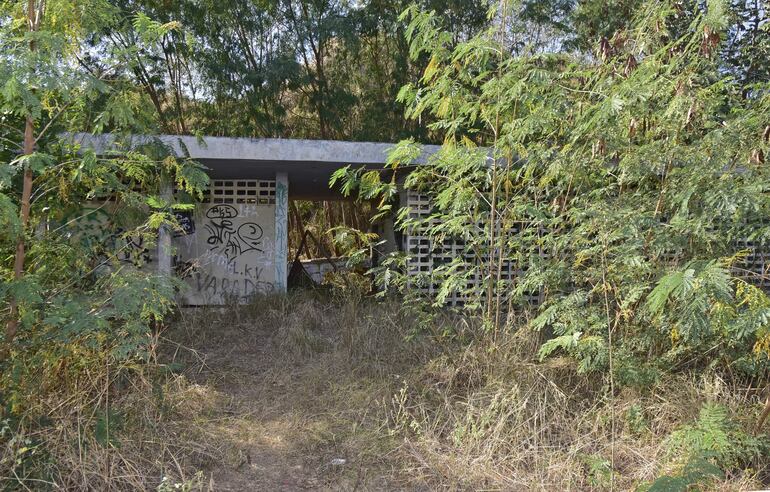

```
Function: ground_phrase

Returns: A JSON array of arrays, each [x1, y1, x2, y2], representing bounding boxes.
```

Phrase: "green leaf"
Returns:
[[646, 271, 685, 316], [146, 196, 168, 210], [14, 152, 55, 173], [538, 332, 581, 361]]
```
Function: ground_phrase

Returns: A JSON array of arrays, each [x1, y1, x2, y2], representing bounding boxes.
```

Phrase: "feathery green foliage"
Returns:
[[339, 0, 770, 378], [0, 1, 207, 484]]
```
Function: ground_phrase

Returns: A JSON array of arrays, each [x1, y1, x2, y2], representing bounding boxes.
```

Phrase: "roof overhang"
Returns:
[[67, 133, 441, 200]]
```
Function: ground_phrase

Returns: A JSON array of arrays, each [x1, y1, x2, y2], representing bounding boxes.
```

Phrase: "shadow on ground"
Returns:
[[162, 293, 423, 491]]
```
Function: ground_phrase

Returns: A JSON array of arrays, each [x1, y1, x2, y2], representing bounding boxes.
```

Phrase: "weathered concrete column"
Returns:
[[274, 172, 289, 293], [381, 216, 397, 255], [157, 181, 173, 277]]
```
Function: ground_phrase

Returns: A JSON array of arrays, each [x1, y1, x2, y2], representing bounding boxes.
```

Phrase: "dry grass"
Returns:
[[163, 291, 434, 490], [3, 289, 769, 490], [162, 290, 768, 490], [0, 348, 212, 490]]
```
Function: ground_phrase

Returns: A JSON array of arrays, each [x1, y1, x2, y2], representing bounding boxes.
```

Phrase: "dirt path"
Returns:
[[169, 304, 411, 491], [162, 297, 770, 491]]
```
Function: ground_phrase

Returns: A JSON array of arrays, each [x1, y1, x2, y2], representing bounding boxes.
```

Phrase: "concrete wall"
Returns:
[[169, 176, 287, 305], [63, 202, 155, 273], [300, 258, 348, 284], [62, 178, 288, 306], [174, 201, 277, 304]]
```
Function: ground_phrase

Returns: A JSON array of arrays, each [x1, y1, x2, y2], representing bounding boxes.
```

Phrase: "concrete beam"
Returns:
[[68, 133, 441, 165]]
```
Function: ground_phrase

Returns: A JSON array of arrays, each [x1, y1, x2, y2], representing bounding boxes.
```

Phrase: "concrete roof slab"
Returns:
[[68, 133, 440, 200]]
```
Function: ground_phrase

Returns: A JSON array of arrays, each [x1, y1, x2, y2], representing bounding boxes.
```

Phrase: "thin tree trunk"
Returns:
[[290, 201, 305, 257], [324, 202, 336, 256], [6, 1, 39, 344]]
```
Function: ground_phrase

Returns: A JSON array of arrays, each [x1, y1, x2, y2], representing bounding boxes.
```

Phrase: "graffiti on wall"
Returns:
[[62, 205, 154, 270], [204, 204, 264, 263], [121, 233, 152, 265], [274, 177, 288, 291], [59, 191, 279, 305], [173, 210, 196, 237], [174, 201, 276, 304]]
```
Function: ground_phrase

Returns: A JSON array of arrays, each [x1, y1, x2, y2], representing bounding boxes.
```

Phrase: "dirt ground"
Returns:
[[158, 296, 770, 492], [166, 300, 419, 491]]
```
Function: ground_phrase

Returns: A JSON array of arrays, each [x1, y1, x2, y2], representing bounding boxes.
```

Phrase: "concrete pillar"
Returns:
[[381, 216, 397, 255], [372, 214, 398, 267], [157, 181, 172, 277], [274, 171, 289, 292]]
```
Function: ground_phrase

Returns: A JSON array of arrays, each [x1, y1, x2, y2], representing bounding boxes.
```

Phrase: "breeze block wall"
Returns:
[[401, 189, 542, 307], [401, 190, 770, 307]]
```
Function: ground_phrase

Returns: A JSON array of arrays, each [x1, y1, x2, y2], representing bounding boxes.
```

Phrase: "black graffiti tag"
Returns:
[[237, 222, 263, 254], [204, 205, 263, 263], [194, 272, 275, 301], [206, 204, 238, 219], [173, 210, 195, 237]]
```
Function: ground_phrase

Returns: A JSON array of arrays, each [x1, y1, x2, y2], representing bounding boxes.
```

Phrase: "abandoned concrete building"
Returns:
[[71, 133, 443, 305], [70, 134, 770, 306]]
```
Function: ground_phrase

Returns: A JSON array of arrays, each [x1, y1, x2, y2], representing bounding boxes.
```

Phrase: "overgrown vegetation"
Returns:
[[1, 0, 769, 489], [101, 291, 770, 489], [0, 0, 208, 487], [332, 0, 770, 488]]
